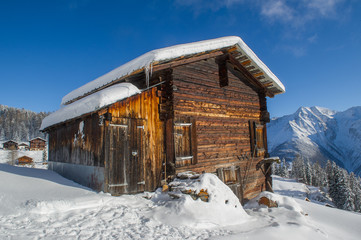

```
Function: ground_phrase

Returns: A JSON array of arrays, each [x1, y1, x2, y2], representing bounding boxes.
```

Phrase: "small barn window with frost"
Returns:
[[174, 119, 197, 167], [249, 121, 266, 157]]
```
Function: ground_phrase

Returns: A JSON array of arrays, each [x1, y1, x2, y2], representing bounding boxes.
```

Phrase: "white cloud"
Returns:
[[260, 0, 294, 23], [305, 0, 342, 16], [258, 0, 346, 26], [307, 34, 318, 43]]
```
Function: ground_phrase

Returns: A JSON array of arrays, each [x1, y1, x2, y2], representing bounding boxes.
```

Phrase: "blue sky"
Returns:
[[1, 0, 360, 117]]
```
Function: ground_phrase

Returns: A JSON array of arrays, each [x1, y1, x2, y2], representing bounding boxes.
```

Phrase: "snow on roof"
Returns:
[[40, 83, 140, 130], [30, 137, 47, 142], [61, 36, 285, 105]]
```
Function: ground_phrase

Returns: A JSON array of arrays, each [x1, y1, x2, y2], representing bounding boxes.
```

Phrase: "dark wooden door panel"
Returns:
[[106, 118, 146, 195]]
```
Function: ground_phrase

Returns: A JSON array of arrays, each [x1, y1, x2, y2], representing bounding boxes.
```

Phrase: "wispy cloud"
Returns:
[[260, 1, 294, 23], [259, 0, 346, 27], [175, 0, 346, 27], [306, 0, 342, 16], [174, 0, 349, 57]]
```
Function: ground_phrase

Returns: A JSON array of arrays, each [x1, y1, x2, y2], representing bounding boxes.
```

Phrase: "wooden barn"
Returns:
[[29, 137, 47, 150], [3, 140, 18, 150], [41, 36, 285, 203]]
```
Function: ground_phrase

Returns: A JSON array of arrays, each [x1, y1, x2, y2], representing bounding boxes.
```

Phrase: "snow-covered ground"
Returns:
[[1, 164, 360, 240], [0, 149, 46, 169]]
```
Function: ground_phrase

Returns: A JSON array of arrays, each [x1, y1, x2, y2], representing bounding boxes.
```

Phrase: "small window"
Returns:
[[249, 121, 266, 157], [174, 119, 197, 167]]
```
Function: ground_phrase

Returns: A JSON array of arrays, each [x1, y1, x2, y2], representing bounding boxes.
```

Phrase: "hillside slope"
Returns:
[[0, 105, 49, 142], [268, 106, 361, 175]]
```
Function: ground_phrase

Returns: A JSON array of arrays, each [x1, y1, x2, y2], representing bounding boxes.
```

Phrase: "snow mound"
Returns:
[[40, 82, 140, 130], [151, 173, 250, 229], [245, 191, 304, 214]]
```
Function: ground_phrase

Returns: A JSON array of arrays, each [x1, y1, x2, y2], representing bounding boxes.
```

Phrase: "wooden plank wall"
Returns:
[[107, 88, 164, 192], [48, 113, 104, 167], [172, 58, 268, 201]]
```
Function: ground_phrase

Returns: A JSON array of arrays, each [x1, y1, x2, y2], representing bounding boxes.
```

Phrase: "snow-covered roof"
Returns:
[[40, 83, 140, 130], [61, 36, 285, 105], [30, 137, 47, 142]]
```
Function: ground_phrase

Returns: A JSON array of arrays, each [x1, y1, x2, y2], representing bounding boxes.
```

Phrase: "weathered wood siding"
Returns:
[[107, 87, 164, 192], [30, 138, 47, 150], [48, 113, 104, 167], [171, 58, 268, 201]]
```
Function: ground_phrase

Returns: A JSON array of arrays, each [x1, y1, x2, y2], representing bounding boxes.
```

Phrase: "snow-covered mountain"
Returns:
[[268, 106, 361, 176]]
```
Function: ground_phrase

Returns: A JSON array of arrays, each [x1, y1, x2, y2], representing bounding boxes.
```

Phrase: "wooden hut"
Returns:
[[29, 137, 47, 150], [19, 143, 30, 150], [17, 156, 33, 165], [3, 140, 18, 150], [41, 36, 285, 203]]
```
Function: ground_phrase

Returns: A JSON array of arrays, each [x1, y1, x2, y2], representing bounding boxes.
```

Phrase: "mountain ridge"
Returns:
[[268, 106, 361, 176]]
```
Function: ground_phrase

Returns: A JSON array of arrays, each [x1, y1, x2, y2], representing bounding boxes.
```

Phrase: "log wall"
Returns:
[[171, 58, 268, 201]]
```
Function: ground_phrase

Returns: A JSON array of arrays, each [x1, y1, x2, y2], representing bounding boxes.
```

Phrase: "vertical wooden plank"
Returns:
[[191, 118, 198, 165], [137, 119, 145, 192], [165, 118, 175, 175], [249, 120, 255, 154]]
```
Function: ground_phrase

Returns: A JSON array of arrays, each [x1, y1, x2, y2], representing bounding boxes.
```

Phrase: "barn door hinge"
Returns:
[[174, 123, 192, 126], [109, 124, 128, 128], [108, 183, 128, 187]]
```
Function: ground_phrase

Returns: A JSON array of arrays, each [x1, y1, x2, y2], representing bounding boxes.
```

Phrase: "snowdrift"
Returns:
[[151, 172, 250, 228]]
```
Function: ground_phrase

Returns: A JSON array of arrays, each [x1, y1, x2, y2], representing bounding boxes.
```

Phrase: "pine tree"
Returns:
[[349, 172, 361, 212], [328, 164, 355, 211], [304, 159, 312, 185], [291, 155, 306, 183]]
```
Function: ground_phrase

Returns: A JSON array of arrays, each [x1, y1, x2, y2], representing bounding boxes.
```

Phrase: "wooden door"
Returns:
[[106, 118, 145, 195], [217, 166, 243, 203]]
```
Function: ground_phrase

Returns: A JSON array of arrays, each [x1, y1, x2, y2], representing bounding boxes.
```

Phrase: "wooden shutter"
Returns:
[[174, 119, 197, 167], [249, 121, 266, 157]]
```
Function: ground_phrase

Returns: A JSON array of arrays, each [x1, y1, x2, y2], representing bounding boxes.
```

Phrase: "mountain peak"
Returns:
[[268, 105, 361, 176]]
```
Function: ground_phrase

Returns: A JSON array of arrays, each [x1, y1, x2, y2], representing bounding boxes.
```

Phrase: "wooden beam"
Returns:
[[241, 60, 252, 66], [215, 54, 229, 88], [253, 72, 264, 78], [153, 51, 224, 72], [227, 54, 267, 93]]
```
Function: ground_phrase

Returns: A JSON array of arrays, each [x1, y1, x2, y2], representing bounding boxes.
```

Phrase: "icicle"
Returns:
[[145, 63, 153, 89]]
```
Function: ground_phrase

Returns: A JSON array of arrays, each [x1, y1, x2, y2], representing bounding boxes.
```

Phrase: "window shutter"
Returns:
[[249, 121, 266, 157], [174, 119, 197, 167]]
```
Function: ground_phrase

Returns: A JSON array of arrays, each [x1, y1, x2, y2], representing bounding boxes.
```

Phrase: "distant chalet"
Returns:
[[17, 155, 33, 165], [29, 137, 47, 151], [40, 36, 285, 203], [18, 143, 30, 150], [3, 140, 18, 150]]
